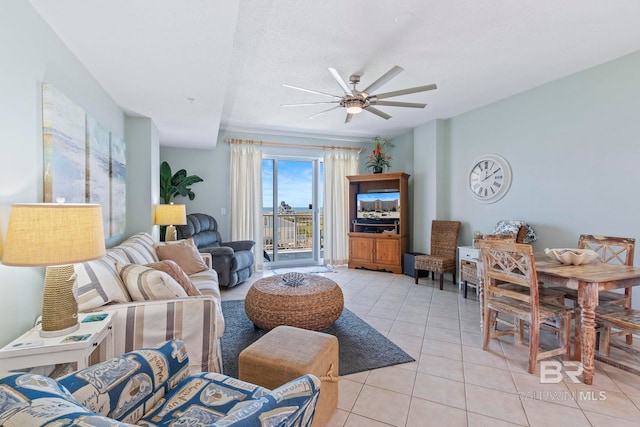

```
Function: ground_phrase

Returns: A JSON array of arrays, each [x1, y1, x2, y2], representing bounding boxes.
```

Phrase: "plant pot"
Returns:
[[372, 166, 383, 174]]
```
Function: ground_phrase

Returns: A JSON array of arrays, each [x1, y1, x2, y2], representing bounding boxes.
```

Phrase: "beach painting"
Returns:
[[110, 133, 126, 236], [43, 83, 86, 203], [87, 116, 111, 236]]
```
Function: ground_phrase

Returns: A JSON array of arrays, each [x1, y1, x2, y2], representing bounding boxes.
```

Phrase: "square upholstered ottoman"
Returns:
[[239, 325, 339, 427]]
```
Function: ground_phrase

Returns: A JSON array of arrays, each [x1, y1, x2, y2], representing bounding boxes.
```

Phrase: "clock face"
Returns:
[[468, 154, 512, 203]]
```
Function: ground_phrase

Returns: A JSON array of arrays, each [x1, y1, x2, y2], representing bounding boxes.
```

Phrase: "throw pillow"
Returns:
[[155, 238, 208, 275], [146, 260, 202, 296], [117, 262, 188, 301], [75, 257, 131, 312]]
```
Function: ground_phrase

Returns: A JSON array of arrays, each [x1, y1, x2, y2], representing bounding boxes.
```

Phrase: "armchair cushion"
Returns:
[[0, 340, 321, 427]]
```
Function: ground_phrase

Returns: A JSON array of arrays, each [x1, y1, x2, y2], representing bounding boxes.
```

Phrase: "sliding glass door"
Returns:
[[263, 157, 323, 266]]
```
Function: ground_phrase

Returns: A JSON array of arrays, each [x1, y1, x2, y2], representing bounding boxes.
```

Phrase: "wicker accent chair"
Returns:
[[414, 220, 461, 290], [479, 241, 573, 374]]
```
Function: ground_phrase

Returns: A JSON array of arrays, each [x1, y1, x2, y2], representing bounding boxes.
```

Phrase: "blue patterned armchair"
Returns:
[[0, 340, 320, 426]]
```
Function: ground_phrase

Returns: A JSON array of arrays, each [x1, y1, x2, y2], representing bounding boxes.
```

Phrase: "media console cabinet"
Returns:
[[347, 172, 409, 274]]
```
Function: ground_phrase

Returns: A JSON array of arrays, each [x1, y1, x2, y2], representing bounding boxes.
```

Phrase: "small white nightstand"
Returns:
[[458, 246, 480, 290], [0, 312, 115, 373]]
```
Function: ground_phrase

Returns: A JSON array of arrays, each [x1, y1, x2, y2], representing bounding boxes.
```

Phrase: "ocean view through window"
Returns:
[[262, 158, 323, 264]]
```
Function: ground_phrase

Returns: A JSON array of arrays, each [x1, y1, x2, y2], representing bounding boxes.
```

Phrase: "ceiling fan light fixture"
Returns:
[[345, 100, 363, 114]]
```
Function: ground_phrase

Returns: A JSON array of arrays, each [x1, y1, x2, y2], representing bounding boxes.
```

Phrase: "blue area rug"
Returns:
[[220, 299, 415, 378]]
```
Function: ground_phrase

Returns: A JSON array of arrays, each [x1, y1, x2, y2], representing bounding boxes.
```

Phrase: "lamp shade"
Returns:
[[2, 203, 106, 267], [155, 204, 187, 226]]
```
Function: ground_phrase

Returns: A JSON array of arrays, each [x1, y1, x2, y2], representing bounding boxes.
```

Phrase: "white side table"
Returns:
[[0, 312, 115, 373], [458, 246, 480, 289]]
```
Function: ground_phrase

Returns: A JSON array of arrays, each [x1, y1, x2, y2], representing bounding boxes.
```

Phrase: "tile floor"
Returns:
[[221, 267, 640, 427]]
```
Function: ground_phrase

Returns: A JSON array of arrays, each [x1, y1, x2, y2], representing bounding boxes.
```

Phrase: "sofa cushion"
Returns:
[[147, 260, 202, 296], [117, 262, 188, 301], [189, 269, 221, 299], [59, 340, 190, 424], [0, 373, 133, 427], [75, 257, 131, 312], [156, 238, 209, 275], [107, 232, 160, 265]]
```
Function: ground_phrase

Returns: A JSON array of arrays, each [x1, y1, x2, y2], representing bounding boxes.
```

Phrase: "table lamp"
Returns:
[[155, 203, 187, 241], [2, 203, 105, 337]]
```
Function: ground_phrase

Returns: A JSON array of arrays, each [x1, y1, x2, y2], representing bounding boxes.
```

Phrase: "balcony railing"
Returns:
[[263, 212, 323, 257]]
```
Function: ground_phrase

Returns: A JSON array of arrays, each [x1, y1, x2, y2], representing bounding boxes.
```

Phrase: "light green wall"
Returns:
[[412, 50, 640, 306], [125, 116, 160, 240], [161, 131, 370, 239]]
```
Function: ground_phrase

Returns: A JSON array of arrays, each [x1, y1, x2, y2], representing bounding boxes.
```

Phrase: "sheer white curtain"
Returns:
[[323, 149, 359, 266], [230, 142, 264, 270]]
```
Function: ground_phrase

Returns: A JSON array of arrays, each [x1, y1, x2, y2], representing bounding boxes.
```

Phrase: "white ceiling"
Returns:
[[29, 0, 640, 149]]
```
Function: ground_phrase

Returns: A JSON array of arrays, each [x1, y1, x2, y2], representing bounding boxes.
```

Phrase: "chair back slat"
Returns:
[[578, 235, 635, 266], [478, 240, 539, 312]]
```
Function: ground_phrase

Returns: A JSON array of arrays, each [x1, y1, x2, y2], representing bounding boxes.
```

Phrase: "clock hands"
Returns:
[[481, 167, 501, 182]]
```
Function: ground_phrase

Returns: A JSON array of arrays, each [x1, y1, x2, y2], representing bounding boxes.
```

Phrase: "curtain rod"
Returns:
[[224, 138, 363, 153]]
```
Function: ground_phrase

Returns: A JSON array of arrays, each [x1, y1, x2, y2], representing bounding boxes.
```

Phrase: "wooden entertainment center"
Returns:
[[347, 172, 409, 274]]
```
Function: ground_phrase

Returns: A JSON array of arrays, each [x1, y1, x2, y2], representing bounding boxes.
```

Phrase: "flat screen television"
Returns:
[[356, 191, 400, 219]]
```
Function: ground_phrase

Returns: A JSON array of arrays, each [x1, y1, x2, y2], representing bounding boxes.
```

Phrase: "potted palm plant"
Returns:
[[159, 161, 203, 203]]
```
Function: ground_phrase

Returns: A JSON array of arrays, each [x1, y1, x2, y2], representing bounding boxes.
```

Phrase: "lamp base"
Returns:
[[165, 225, 178, 241], [40, 264, 79, 338]]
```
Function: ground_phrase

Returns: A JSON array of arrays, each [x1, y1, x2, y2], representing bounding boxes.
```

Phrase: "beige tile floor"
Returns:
[[221, 267, 640, 427]]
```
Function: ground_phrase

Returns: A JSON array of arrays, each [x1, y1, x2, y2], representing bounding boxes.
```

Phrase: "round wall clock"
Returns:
[[467, 154, 512, 203]]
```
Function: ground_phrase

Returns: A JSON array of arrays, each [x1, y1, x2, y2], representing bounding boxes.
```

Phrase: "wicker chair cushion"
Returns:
[[461, 263, 479, 285], [414, 255, 456, 273]]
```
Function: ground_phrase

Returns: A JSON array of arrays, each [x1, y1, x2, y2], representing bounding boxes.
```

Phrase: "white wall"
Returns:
[[414, 50, 640, 306], [0, 0, 126, 346]]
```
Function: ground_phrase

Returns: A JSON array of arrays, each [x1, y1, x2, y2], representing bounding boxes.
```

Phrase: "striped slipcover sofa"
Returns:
[[0, 340, 320, 427], [74, 232, 224, 373]]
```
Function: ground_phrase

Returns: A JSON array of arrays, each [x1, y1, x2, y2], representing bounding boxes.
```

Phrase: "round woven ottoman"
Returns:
[[244, 274, 344, 330]]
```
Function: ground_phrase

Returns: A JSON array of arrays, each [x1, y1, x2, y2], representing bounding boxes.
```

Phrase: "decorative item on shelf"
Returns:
[[281, 272, 306, 287], [2, 203, 105, 337], [155, 203, 187, 241], [365, 136, 394, 174], [545, 248, 599, 265], [472, 230, 483, 248]]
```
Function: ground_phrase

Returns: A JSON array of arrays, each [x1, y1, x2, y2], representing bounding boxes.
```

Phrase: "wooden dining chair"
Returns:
[[547, 235, 636, 354], [479, 240, 573, 374], [414, 220, 461, 290]]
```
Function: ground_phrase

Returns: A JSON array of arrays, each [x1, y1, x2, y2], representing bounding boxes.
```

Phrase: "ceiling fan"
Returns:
[[282, 66, 437, 123]]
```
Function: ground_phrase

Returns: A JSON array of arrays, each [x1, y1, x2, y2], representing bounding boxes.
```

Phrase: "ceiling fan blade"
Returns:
[[281, 101, 340, 107], [345, 113, 353, 123], [374, 100, 426, 108], [328, 68, 352, 95], [361, 65, 404, 95], [364, 106, 391, 120], [308, 105, 341, 119], [375, 84, 437, 100], [282, 84, 342, 99]]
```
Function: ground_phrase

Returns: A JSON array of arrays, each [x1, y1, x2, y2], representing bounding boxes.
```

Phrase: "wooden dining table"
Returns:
[[534, 255, 640, 385]]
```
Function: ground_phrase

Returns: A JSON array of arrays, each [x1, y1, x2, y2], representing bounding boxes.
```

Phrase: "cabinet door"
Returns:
[[350, 237, 374, 263], [375, 238, 400, 265]]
